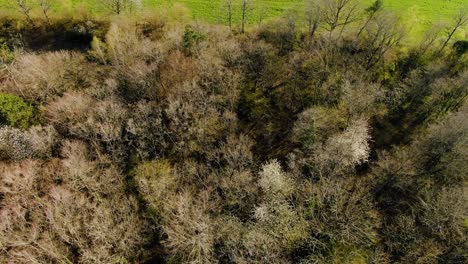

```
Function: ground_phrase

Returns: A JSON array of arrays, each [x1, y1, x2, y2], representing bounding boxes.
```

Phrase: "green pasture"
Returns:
[[0, 0, 466, 41]]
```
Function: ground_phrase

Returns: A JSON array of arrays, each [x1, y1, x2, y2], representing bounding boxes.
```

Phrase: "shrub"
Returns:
[[195, 50, 242, 110], [209, 134, 254, 172], [0, 126, 33, 160], [44, 91, 93, 131], [0, 43, 15, 65], [0, 125, 57, 161], [216, 161, 307, 262], [298, 177, 380, 262], [88, 36, 108, 64], [0, 92, 37, 128], [182, 25, 206, 56]]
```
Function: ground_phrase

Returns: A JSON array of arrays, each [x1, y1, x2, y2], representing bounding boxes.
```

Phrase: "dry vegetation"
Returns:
[[0, 0, 467, 263]]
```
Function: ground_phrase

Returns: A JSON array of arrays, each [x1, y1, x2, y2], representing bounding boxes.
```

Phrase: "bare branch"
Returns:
[[304, 0, 322, 37], [319, 0, 360, 37], [223, 0, 234, 31], [13, 0, 35, 26], [438, 9, 468, 54], [38, 0, 53, 24], [241, 0, 253, 33]]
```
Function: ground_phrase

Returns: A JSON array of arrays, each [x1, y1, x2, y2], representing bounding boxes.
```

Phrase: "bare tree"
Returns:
[[13, 0, 35, 26], [241, 0, 252, 33], [37, 0, 53, 24], [364, 12, 405, 69], [257, 3, 268, 26], [438, 9, 468, 54], [357, 0, 383, 37], [319, 0, 359, 38], [104, 0, 133, 15], [419, 22, 445, 54], [223, 0, 234, 31], [304, 0, 321, 37]]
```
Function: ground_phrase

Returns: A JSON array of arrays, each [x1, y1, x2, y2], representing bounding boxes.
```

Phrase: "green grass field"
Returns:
[[1, 0, 466, 41]]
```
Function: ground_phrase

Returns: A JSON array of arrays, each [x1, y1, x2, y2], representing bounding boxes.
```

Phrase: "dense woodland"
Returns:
[[0, 0, 467, 263]]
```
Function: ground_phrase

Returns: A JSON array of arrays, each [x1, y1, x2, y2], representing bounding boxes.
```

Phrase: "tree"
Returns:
[[7, 51, 87, 102], [374, 105, 468, 262], [241, 0, 252, 33], [12, 0, 35, 26], [438, 9, 468, 54], [419, 22, 445, 54], [37, 0, 54, 24], [357, 0, 383, 37], [104, 0, 133, 15], [319, 0, 359, 38], [304, 0, 321, 37], [257, 2, 268, 26], [304, 118, 371, 178], [258, 160, 294, 199], [363, 12, 405, 69], [223, 0, 235, 31], [0, 92, 37, 129], [0, 143, 151, 263]]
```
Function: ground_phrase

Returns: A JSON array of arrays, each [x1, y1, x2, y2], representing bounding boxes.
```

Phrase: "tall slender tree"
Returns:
[[37, 0, 54, 25], [223, 0, 235, 31], [438, 9, 468, 54], [304, 0, 321, 37], [13, 0, 35, 26], [241, 0, 252, 33], [357, 0, 383, 37], [104, 0, 133, 15], [319, 0, 359, 38]]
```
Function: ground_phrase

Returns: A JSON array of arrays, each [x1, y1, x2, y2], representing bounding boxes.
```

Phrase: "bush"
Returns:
[[0, 92, 37, 128], [165, 82, 231, 158], [453, 40, 468, 56], [0, 126, 33, 160], [0, 43, 15, 65], [0, 125, 57, 161], [182, 25, 206, 56], [126, 101, 168, 160]]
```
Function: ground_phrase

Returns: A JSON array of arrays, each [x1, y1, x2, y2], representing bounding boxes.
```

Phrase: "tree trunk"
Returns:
[[241, 5, 246, 33]]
